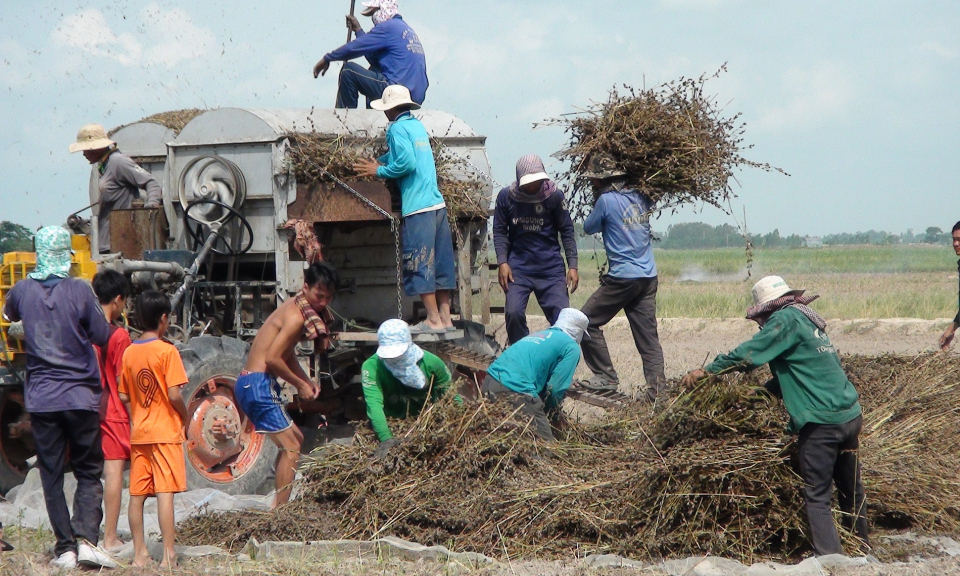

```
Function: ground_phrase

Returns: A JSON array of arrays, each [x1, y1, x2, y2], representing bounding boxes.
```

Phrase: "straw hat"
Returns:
[[751, 276, 805, 306], [68, 124, 115, 153], [371, 85, 420, 112]]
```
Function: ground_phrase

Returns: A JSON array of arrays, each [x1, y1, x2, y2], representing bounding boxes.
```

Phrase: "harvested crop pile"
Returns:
[[543, 67, 784, 220], [180, 354, 960, 564], [287, 133, 487, 219], [109, 108, 204, 137]]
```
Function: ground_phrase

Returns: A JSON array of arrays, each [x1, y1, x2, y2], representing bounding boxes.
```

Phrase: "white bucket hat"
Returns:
[[371, 85, 420, 112], [751, 276, 805, 306], [376, 318, 412, 359], [69, 123, 115, 153]]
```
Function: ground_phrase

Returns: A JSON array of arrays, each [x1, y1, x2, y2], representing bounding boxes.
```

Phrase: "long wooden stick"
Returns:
[[346, 0, 357, 44]]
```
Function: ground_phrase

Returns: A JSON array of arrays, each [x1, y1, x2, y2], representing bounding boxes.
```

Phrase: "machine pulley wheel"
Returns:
[[178, 156, 247, 225], [183, 198, 254, 256]]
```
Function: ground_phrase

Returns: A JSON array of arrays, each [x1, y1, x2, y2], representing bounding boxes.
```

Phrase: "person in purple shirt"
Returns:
[[493, 155, 579, 344], [2, 226, 115, 569], [313, 0, 429, 109]]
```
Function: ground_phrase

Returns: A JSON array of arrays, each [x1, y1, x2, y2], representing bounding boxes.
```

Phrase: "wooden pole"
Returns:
[[346, 0, 357, 44]]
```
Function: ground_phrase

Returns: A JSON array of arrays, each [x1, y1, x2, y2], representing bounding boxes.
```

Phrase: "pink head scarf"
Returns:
[[364, 0, 399, 25]]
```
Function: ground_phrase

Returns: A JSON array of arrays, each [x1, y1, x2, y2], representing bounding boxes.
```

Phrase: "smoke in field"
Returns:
[[677, 265, 751, 283]]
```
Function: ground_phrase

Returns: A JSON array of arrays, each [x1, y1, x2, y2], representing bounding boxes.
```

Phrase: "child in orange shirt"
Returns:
[[118, 291, 188, 569]]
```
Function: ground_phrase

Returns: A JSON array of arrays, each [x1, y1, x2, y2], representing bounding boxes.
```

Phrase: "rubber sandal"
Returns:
[[410, 321, 446, 335]]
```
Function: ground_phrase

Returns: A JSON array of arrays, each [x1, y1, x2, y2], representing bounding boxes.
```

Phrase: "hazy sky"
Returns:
[[1, 1, 958, 236]]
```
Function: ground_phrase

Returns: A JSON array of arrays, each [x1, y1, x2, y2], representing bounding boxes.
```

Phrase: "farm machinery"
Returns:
[[0, 108, 500, 495]]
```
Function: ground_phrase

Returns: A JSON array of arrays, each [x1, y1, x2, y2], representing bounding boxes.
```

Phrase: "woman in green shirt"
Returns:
[[682, 276, 867, 557], [361, 319, 455, 458]]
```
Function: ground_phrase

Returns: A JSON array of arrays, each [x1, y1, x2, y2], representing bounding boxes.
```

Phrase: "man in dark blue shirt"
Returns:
[[493, 155, 578, 344], [313, 0, 429, 109], [3, 226, 115, 569]]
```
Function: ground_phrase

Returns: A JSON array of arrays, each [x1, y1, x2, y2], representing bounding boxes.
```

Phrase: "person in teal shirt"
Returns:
[[482, 308, 588, 441], [361, 319, 456, 458], [682, 276, 867, 556], [355, 85, 456, 335]]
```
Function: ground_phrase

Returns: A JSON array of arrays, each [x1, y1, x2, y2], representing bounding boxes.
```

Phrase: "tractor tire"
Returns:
[[179, 336, 278, 495], [0, 387, 30, 494]]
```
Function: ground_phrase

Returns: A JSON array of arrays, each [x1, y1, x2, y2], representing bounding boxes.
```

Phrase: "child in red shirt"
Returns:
[[119, 291, 188, 569], [92, 270, 132, 551]]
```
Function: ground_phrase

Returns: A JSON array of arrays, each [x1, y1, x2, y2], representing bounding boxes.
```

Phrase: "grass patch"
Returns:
[[476, 245, 959, 320]]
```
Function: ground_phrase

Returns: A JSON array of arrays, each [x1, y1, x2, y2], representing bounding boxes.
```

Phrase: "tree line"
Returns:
[[573, 221, 954, 250]]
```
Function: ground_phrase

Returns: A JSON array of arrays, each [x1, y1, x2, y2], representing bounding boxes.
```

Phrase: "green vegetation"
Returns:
[[0, 221, 32, 254], [482, 245, 959, 320]]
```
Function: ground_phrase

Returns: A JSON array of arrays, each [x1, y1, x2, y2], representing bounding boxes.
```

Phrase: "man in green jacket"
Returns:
[[361, 319, 456, 458], [681, 276, 867, 556]]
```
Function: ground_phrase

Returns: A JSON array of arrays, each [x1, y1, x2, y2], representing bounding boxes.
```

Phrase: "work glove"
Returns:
[[373, 438, 402, 460]]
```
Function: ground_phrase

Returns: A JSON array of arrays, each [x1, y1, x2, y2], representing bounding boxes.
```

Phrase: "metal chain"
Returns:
[[299, 154, 404, 318]]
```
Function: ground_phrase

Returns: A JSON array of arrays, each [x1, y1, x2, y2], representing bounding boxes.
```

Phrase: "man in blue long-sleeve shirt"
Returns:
[[355, 85, 455, 334], [313, 0, 428, 109], [578, 154, 666, 401], [494, 155, 579, 344], [482, 308, 588, 441]]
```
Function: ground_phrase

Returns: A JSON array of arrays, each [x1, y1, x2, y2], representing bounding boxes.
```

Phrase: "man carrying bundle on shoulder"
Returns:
[[361, 319, 459, 459], [577, 153, 666, 402], [681, 275, 868, 556]]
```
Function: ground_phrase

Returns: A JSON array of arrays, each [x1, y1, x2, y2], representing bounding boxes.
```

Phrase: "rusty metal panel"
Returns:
[[289, 182, 393, 223], [110, 207, 168, 259]]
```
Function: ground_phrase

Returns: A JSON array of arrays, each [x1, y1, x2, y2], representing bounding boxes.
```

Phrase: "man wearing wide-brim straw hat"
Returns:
[[354, 86, 456, 334], [577, 152, 666, 401], [681, 275, 868, 556], [69, 123, 162, 254]]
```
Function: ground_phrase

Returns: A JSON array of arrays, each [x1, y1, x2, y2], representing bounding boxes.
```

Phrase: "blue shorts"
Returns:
[[402, 207, 457, 296], [234, 372, 294, 434]]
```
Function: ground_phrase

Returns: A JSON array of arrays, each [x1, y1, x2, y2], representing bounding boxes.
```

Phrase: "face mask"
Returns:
[[382, 344, 426, 389]]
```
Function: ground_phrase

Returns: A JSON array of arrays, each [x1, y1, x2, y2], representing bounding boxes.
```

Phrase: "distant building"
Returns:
[[804, 236, 824, 248]]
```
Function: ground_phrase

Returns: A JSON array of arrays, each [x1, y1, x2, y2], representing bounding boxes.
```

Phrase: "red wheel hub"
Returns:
[[186, 376, 265, 483]]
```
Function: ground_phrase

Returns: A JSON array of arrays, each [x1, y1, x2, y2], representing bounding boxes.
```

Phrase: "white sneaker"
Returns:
[[51, 550, 78, 570], [78, 540, 118, 569]]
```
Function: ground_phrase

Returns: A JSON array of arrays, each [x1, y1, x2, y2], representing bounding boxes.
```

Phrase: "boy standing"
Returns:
[[92, 270, 132, 551], [118, 291, 189, 568]]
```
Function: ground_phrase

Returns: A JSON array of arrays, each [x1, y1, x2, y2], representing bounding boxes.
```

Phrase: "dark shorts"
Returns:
[[234, 372, 293, 434], [402, 207, 457, 296]]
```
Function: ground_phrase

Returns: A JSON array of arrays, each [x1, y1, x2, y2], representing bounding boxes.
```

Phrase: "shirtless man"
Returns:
[[234, 262, 340, 507]]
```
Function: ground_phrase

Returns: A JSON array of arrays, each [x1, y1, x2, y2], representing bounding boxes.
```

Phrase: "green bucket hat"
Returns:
[[28, 226, 72, 280]]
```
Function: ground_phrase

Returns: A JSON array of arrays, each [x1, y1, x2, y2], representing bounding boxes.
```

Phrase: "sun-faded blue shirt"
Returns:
[[486, 327, 581, 411], [583, 189, 657, 279], [3, 278, 111, 413], [377, 112, 444, 216]]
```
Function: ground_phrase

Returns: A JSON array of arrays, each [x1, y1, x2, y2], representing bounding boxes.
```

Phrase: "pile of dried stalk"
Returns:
[[542, 67, 784, 220], [180, 354, 960, 563], [109, 108, 205, 137], [286, 132, 488, 219]]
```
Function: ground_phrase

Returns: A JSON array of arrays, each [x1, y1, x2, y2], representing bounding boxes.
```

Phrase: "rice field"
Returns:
[[483, 245, 960, 320]]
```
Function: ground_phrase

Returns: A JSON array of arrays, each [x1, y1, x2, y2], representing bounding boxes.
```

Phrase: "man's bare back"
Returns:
[[245, 297, 302, 374]]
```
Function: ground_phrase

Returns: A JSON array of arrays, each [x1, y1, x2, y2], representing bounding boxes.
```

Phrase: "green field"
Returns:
[[482, 245, 960, 319]]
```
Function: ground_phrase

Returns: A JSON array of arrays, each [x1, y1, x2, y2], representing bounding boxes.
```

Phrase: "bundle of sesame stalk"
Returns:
[[542, 67, 785, 221], [109, 108, 205, 137], [180, 355, 960, 563], [286, 132, 488, 219]]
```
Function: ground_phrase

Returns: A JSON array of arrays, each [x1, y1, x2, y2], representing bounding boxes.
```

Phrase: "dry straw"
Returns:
[[180, 354, 960, 564], [540, 66, 786, 221], [286, 132, 488, 219]]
